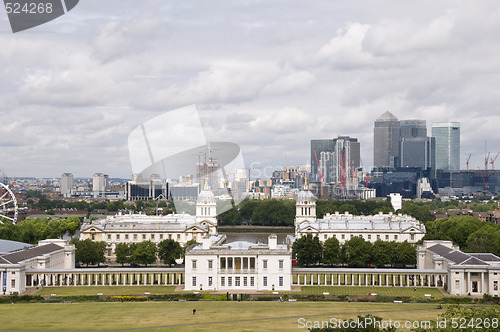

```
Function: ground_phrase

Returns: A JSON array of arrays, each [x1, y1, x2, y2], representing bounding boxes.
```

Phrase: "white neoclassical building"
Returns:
[[418, 240, 500, 296], [184, 234, 292, 291], [80, 190, 218, 259], [0, 239, 75, 294], [294, 189, 425, 244]]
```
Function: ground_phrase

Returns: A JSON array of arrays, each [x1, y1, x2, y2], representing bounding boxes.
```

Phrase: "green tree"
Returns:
[[158, 239, 183, 265], [131, 240, 157, 266], [465, 225, 500, 255], [396, 241, 416, 266], [292, 234, 323, 266], [323, 237, 341, 265], [114, 243, 132, 266], [371, 240, 393, 266], [73, 239, 106, 266], [341, 237, 372, 265]]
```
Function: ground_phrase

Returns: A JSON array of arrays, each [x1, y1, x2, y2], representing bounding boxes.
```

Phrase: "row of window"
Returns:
[[191, 275, 285, 288], [319, 233, 412, 241], [210, 258, 284, 270], [92, 232, 200, 242]]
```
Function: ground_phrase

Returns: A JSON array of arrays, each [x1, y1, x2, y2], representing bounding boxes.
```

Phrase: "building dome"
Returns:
[[197, 190, 215, 203], [297, 190, 316, 204]]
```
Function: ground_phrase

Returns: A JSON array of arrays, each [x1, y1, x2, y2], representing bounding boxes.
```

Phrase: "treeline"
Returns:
[[292, 234, 417, 266], [218, 199, 396, 226], [424, 215, 500, 255], [71, 238, 197, 267], [28, 197, 173, 214], [292, 235, 416, 267], [0, 217, 81, 244]]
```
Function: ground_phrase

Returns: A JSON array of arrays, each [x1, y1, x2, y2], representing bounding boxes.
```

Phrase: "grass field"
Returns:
[[0, 301, 445, 331], [300, 286, 444, 298], [36, 286, 177, 296]]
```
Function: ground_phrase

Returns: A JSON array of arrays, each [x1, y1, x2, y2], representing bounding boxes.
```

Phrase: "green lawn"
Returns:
[[300, 286, 444, 298], [36, 285, 177, 296], [0, 301, 444, 331]]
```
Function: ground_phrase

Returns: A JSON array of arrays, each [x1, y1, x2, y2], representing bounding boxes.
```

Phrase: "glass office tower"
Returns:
[[432, 122, 460, 170]]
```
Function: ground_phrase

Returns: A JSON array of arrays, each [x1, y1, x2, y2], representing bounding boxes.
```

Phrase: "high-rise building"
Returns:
[[331, 136, 360, 184], [374, 111, 400, 168], [400, 120, 427, 139], [311, 139, 335, 184], [400, 137, 435, 171], [92, 173, 109, 192], [60, 173, 74, 197], [432, 122, 460, 170]]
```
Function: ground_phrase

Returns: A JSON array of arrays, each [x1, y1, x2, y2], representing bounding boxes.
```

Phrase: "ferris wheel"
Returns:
[[0, 182, 18, 224]]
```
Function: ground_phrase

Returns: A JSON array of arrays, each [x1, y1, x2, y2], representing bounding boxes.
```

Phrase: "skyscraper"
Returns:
[[432, 122, 460, 170], [60, 173, 74, 197], [399, 120, 435, 172], [400, 120, 427, 139], [311, 139, 335, 184], [374, 111, 400, 168]]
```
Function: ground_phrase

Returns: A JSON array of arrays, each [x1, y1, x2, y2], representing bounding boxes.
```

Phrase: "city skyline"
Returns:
[[1, 1, 500, 178]]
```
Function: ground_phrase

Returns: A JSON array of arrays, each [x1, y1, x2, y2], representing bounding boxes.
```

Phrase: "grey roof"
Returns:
[[376, 111, 398, 122], [0, 239, 33, 254], [427, 244, 454, 256], [469, 253, 500, 262], [0, 243, 62, 264], [443, 251, 470, 264], [458, 257, 488, 266]]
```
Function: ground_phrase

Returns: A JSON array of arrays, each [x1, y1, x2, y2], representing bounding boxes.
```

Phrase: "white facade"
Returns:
[[295, 190, 425, 244], [184, 234, 292, 291], [418, 240, 500, 297], [60, 173, 74, 197], [80, 190, 218, 260], [0, 240, 75, 294], [93, 173, 109, 192]]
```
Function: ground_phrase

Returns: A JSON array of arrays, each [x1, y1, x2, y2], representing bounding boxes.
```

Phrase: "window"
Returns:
[[159, 234, 163, 240], [263, 276, 267, 287], [116, 234, 120, 240], [228, 277, 232, 287], [220, 258, 226, 270], [250, 277, 255, 287], [410, 234, 415, 241], [385, 235, 389, 240], [91, 234, 95, 240], [125, 234, 129, 240], [455, 280, 460, 290], [324, 234, 327, 240], [107, 234, 111, 240], [177, 234, 181, 240], [494, 273, 498, 276], [192, 260, 197, 269], [279, 260, 284, 269], [243, 277, 248, 287], [494, 281, 498, 291], [263, 260, 268, 269], [367, 235, 371, 240], [150, 234, 155, 240], [133, 234, 138, 240], [208, 260, 213, 269], [142, 234, 146, 240], [235, 277, 241, 287], [221, 277, 225, 287], [279, 276, 283, 287], [11, 279, 15, 288], [168, 234, 171, 239], [208, 276, 212, 287], [192, 276, 196, 287], [341, 234, 345, 240], [350, 234, 353, 239], [394, 235, 398, 240]]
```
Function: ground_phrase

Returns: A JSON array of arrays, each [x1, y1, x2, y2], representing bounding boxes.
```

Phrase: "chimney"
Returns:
[[202, 236, 211, 249], [268, 234, 277, 250]]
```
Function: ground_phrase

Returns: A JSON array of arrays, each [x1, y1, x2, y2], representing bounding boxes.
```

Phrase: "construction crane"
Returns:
[[466, 154, 471, 170], [485, 152, 490, 171], [478, 168, 489, 192], [490, 152, 500, 170], [313, 150, 324, 187]]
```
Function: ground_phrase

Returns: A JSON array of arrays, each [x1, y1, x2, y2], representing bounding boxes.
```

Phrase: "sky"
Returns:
[[1, 0, 500, 179]]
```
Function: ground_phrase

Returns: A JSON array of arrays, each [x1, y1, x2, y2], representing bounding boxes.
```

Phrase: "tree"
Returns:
[[158, 239, 183, 265], [73, 239, 106, 266], [465, 225, 500, 255], [323, 237, 341, 265], [115, 243, 132, 266], [292, 234, 322, 266], [396, 241, 416, 266], [130, 241, 157, 266], [371, 240, 393, 266], [341, 237, 372, 265]]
